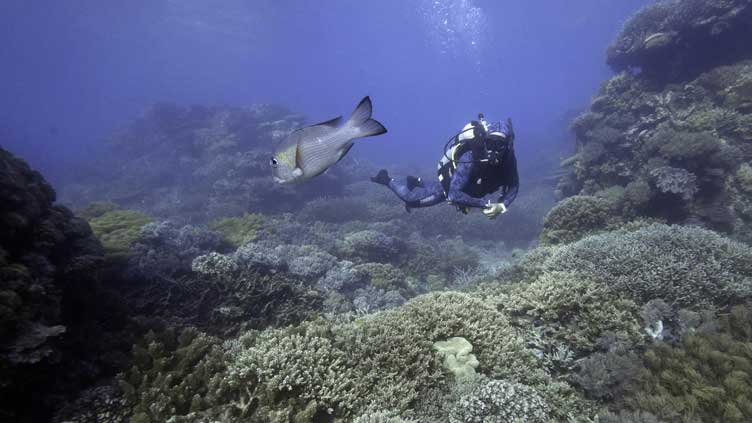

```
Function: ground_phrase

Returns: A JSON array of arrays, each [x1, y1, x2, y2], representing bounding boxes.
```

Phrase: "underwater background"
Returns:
[[1, 0, 752, 422]]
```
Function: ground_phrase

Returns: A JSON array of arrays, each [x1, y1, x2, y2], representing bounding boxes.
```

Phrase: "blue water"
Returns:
[[0, 0, 650, 182]]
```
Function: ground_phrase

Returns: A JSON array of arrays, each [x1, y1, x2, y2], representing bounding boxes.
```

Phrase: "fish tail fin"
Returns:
[[346, 96, 387, 139]]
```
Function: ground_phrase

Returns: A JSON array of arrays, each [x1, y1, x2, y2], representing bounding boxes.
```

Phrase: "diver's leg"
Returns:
[[371, 169, 445, 209], [388, 180, 446, 207]]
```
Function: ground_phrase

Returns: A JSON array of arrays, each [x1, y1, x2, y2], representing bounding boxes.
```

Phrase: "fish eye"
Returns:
[[270, 157, 278, 167]]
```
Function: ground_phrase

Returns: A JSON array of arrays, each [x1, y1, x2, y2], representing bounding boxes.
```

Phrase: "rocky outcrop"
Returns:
[[607, 0, 752, 82], [0, 147, 111, 421], [561, 0, 752, 242]]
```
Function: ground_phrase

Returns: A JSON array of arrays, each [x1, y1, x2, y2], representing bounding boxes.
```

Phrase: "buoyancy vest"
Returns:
[[437, 131, 511, 198]]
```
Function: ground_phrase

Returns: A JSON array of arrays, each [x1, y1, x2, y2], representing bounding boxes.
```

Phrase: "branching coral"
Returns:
[[224, 292, 551, 421], [118, 328, 233, 423]]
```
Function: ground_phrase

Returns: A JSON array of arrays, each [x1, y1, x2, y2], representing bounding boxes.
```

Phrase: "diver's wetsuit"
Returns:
[[387, 149, 519, 211]]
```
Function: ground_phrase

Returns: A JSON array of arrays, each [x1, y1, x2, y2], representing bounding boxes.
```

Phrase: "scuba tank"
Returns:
[[441, 113, 506, 166]]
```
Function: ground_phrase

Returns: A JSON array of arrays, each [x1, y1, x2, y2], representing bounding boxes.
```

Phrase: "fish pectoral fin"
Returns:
[[293, 168, 304, 177]]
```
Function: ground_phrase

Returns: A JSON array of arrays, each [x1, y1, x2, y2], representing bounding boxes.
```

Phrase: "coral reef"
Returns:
[[564, 11, 752, 239], [118, 327, 233, 423], [622, 303, 752, 423], [129, 220, 227, 280], [86, 208, 153, 256], [0, 147, 115, 421], [607, 0, 752, 82], [208, 213, 265, 248], [502, 271, 644, 353], [222, 292, 555, 421], [544, 224, 752, 308], [449, 379, 551, 423], [539, 195, 617, 245]]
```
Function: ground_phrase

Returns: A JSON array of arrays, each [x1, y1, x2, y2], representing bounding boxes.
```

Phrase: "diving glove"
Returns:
[[482, 201, 507, 219]]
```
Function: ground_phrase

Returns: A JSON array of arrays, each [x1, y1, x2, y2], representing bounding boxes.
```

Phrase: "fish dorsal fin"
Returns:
[[312, 116, 343, 128]]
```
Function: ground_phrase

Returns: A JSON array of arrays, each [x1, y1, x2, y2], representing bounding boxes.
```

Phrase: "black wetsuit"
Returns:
[[387, 136, 519, 212]]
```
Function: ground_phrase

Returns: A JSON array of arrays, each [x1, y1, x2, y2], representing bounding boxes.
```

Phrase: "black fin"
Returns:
[[347, 96, 387, 138]]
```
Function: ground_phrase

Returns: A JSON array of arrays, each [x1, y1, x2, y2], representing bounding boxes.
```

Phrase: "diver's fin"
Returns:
[[313, 116, 343, 127], [346, 96, 387, 139]]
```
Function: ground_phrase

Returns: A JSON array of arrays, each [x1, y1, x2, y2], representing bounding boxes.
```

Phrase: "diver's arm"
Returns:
[[497, 142, 519, 208], [446, 152, 487, 208]]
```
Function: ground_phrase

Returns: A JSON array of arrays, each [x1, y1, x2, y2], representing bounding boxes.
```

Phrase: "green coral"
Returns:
[[540, 195, 617, 245], [545, 224, 752, 308], [209, 213, 265, 248], [87, 209, 152, 254], [503, 272, 644, 352], [624, 303, 752, 423], [736, 163, 752, 193], [119, 327, 233, 423], [76, 201, 121, 220], [355, 262, 407, 292]]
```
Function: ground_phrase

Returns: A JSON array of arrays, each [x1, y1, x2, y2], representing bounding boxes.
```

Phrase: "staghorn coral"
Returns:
[[544, 224, 752, 308]]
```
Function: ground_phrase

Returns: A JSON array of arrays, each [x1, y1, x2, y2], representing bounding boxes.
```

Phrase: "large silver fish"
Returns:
[[271, 96, 387, 184]]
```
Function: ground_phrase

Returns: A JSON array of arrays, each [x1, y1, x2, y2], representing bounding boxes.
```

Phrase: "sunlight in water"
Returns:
[[419, 0, 487, 63]]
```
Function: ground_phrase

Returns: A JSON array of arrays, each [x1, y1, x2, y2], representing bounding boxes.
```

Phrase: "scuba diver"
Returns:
[[371, 114, 518, 219]]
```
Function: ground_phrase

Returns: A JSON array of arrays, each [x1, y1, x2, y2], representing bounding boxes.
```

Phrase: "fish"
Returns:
[[270, 96, 387, 184]]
